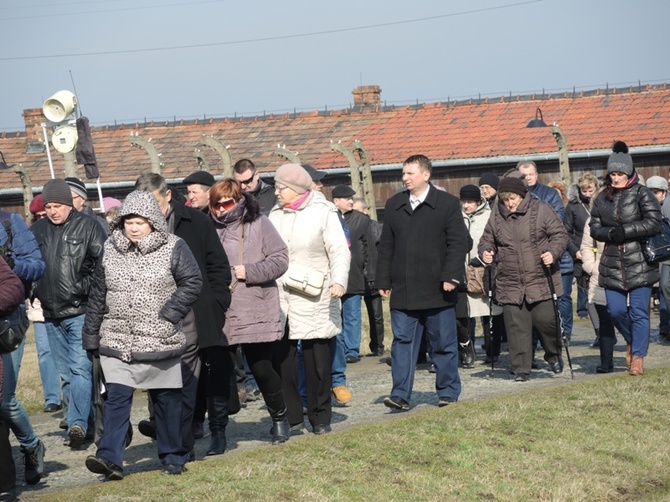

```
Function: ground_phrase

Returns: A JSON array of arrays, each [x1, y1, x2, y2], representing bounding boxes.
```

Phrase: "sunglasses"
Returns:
[[214, 199, 236, 211], [238, 171, 256, 186]]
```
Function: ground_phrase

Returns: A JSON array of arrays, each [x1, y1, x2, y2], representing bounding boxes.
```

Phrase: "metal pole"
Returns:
[[42, 123, 55, 179]]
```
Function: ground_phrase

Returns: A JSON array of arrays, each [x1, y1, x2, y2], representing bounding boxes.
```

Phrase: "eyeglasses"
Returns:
[[275, 185, 291, 193], [238, 171, 257, 186], [214, 199, 236, 211]]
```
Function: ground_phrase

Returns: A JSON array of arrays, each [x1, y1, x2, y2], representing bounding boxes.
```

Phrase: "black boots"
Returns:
[[590, 328, 600, 348], [206, 396, 228, 456], [596, 336, 616, 373], [264, 390, 290, 445]]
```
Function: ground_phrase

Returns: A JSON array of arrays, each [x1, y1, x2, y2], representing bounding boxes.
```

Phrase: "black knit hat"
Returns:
[[65, 177, 87, 199], [42, 178, 73, 206], [607, 141, 634, 176], [478, 172, 499, 190], [459, 184, 482, 201], [498, 177, 527, 197]]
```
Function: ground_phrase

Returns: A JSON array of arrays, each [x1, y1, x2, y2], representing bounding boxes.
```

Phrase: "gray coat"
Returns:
[[212, 194, 288, 345]]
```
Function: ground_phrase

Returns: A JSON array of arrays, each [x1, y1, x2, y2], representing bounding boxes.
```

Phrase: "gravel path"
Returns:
[[11, 316, 670, 500]]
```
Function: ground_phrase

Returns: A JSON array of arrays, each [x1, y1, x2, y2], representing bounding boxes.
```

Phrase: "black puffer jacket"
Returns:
[[31, 208, 106, 318], [590, 174, 662, 291], [565, 184, 591, 258]]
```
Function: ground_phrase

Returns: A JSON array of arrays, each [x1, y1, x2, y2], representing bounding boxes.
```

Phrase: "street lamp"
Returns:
[[526, 108, 571, 184]]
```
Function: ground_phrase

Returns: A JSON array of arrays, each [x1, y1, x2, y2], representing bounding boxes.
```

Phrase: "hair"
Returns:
[[403, 154, 432, 172], [209, 178, 243, 208], [578, 173, 599, 191], [548, 180, 568, 206], [233, 158, 255, 174], [135, 172, 169, 196], [105, 206, 120, 222], [516, 160, 537, 173], [352, 197, 368, 209]]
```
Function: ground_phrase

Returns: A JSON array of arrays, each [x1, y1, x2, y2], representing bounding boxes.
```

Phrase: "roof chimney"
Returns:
[[352, 85, 382, 107]]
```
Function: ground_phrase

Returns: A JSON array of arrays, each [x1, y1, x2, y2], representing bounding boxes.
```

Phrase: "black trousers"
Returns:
[[363, 291, 385, 352], [0, 420, 15, 493], [277, 326, 332, 428], [244, 342, 282, 396]]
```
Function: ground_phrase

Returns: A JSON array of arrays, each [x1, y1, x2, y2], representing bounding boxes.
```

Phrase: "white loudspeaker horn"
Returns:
[[42, 90, 77, 123], [51, 125, 78, 153]]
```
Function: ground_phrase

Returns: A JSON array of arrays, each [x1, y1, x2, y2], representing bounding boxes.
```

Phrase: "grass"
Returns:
[[24, 368, 670, 501]]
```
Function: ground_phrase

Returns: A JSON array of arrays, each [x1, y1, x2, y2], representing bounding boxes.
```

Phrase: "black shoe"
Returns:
[[383, 396, 409, 411], [85, 455, 124, 481], [44, 403, 62, 413], [438, 398, 457, 407], [550, 358, 564, 374], [68, 424, 86, 450], [192, 420, 204, 439], [187, 449, 196, 462], [22, 439, 46, 485], [313, 424, 332, 435], [161, 463, 186, 475], [59, 418, 68, 430], [428, 363, 436, 373], [484, 356, 499, 364], [531, 360, 539, 370], [0, 488, 17, 502], [515, 374, 530, 382], [138, 419, 157, 440], [596, 366, 613, 374], [590, 337, 600, 348], [384, 356, 392, 367], [345, 355, 361, 363], [367, 348, 384, 357], [245, 387, 262, 402]]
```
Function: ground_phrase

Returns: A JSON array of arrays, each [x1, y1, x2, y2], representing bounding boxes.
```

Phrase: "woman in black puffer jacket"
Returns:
[[590, 141, 662, 376]]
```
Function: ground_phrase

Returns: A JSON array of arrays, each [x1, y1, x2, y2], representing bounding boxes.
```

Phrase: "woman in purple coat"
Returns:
[[209, 179, 290, 445]]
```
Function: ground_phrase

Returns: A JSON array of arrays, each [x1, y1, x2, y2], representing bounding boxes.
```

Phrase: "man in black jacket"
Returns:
[[375, 155, 470, 410], [134, 173, 231, 458], [332, 185, 371, 363], [31, 178, 106, 449], [233, 159, 277, 216]]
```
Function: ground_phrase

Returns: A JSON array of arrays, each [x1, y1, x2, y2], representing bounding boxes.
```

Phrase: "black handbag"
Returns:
[[643, 217, 670, 264], [0, 318, 24, 354]]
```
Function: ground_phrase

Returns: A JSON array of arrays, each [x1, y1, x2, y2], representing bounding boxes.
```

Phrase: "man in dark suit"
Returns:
[[375, 155, 470, 410]]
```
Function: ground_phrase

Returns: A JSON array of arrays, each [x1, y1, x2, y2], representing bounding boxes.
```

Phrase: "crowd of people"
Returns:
[[1, 141, 667, 499]]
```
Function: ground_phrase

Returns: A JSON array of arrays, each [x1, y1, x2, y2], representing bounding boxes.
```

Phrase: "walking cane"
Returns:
[[487, 265, 496, 376], [543, 262, 574, 379]]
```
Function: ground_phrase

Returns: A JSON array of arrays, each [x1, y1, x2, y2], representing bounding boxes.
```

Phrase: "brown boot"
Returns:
[[629, 355, 644, 376], [625, 345, 632, 369]]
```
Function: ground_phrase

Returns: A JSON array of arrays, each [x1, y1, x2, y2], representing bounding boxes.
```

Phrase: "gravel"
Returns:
[[11, 315, 670, 500]]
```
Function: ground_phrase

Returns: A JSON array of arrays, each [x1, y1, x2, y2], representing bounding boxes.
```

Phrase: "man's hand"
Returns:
[[330, 283, 345, 298], [379, 289, 390, 298], [443, 281, 457, 292]]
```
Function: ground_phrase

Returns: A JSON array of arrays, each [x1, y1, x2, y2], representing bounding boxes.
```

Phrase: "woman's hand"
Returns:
[[540, 251, 554, 266], [232, 265, 246, 281], [482, 250, 495, 264], [330, 283, 345, 298]]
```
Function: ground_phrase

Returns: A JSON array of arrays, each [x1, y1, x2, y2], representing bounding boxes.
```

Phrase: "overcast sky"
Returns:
[[1, 0, 668, 131]]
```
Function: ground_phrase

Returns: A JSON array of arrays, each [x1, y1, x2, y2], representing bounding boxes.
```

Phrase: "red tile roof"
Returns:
[[1, 84, 669, 190]]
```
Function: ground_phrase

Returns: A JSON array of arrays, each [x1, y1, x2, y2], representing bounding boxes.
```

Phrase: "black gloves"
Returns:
[[87, 349, 100, 361], [609, 226, 626, 244]]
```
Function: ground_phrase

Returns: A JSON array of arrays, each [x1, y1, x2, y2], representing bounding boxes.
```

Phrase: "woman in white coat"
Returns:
[[269, 164, 350, 435]]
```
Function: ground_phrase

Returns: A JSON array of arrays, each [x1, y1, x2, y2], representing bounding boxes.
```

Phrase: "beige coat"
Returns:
[[580, 217, 606, 306], [269, 191, 350, 340]]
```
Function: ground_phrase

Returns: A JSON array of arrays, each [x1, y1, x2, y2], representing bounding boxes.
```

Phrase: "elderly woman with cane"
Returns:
[[479, 176, 568, 381]]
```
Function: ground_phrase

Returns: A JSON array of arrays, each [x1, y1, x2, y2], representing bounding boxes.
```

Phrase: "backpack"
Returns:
[[0, 211, 34, 300]]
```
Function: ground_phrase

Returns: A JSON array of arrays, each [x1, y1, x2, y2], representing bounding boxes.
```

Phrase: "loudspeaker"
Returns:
[[51, 125, 78, 153], [42, 90, 77, 123]]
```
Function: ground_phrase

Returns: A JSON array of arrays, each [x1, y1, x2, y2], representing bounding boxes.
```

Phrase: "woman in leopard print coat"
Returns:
[[82, 190, 202, 480]]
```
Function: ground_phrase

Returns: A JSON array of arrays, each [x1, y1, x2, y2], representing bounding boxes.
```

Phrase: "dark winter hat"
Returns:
[[274, 163, 313, 194], [183, 170, 215, 187], [607, 141, 634, 176], [29, 194, 45, 214], [302, 164, 326, 181], [42, 178, 73, 206], [478, 172, 499, 190], [332, 185, 356, 198], [497, 177, 527, 198], [65, 177, 87, 199], [459, 184, 482, 202]]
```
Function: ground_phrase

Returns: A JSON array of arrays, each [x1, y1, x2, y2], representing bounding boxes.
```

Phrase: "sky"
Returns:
[[1, 0, 669, 131]]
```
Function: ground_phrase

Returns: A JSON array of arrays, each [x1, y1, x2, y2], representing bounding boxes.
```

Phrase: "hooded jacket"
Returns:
[[478, 192, 568, 305], [590, 174, 662, 291], [82, 191, 202, 362]]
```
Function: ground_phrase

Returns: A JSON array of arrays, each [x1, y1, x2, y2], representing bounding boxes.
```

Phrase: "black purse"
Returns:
[[643, 217, 670, 264], [0, 318, 25, 353]]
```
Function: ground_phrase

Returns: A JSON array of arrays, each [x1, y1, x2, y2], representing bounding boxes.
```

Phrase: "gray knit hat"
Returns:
[[42, 179, 73, 206], [607, 141, 634, 176], [65, 177, 87, 199]]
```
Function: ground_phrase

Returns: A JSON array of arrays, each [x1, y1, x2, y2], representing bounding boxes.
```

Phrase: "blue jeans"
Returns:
[[576, 285, 589, 317], [329, 334, 347, 387], [0, 337, 39, 450], [341, 294, 362, 359], [33, 321, 62, 407], [45, 314, 93, 432], [606, 287, 652, 357], [389, 307, 461, 403], [559, 273, 574, 339]]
